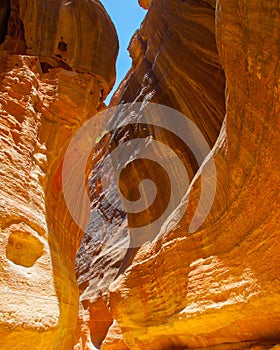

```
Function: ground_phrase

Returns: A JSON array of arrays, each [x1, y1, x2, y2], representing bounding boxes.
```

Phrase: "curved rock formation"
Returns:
[[138, 0, 151, 10], [76, 0, 225, 347], [76, 0, 280, 349], [113, 0, 280, 347], [0, 1, 118, 349], [2, 0, 117, 94], [1, 0, 280, 349], [113, 0, 225, 146]]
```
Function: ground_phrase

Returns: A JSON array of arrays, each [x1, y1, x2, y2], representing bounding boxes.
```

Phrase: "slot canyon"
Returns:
[[0, 0, 279, 349]]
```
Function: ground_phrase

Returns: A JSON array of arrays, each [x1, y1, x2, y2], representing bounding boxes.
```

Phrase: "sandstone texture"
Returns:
[[0, 1, 118, 349], [0, 0, 280, 349], [113, 0, 225, 147], [76, 0, 226, 347], [138, 0, 151, 10], [76, 0, 280, 349]]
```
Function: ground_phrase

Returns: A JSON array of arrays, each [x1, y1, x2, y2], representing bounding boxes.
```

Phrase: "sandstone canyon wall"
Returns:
[[76, 0, 226, 348], [0, 0, 280, 350], [0, 1, 118, 349], [76, 0, 280, 349]]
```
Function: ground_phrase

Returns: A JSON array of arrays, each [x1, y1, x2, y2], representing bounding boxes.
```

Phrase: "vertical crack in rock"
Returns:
[[0, 0, 10, 44]]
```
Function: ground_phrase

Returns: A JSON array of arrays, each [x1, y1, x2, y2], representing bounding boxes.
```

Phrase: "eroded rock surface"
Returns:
[[76, 0, 226, 347], [76, 0, 280, 349], [0, 1, 118, 349], [113, 0, 225, 146], [138, 0, 151, 10], [1, 0, 280, 349]]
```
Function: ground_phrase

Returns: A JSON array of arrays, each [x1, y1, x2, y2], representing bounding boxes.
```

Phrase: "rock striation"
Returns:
[[76, 0, 225, 347], [0, 1, 118, 349], [0, 0, 280, 349], [113, 0, 225, 147], [76, 0, 280, 349]]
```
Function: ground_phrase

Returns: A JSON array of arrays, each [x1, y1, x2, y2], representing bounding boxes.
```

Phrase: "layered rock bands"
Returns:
[[0, 0, 279, 350], [0, 1, 117, 349]]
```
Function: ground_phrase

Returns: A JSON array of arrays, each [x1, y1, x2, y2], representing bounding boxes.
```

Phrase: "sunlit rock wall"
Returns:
[[0, 1, 118, 349], [77, 0, 280, 349]]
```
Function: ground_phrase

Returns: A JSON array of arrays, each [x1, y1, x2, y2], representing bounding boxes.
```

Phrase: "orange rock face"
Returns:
[[76, 0, 280, 349], [0, 1, 118, 349], [138, 0, 151, 10], [1, 0, 280, 349], [76, 0, 225, 347], [113, 0, 225, 147]]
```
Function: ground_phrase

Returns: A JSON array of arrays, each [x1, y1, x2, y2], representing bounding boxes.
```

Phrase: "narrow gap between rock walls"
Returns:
[[100, 0, 147, 104]]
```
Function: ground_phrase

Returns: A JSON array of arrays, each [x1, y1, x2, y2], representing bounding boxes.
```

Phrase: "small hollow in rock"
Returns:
[[6, 231, 44, 267], [58, 41, 67, 52]]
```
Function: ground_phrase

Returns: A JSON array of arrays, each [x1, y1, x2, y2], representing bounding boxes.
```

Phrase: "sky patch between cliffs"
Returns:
[[100, 0, 146, 103]]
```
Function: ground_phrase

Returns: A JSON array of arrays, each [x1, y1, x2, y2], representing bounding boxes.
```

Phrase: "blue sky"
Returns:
[[100, 0, 146, 103]]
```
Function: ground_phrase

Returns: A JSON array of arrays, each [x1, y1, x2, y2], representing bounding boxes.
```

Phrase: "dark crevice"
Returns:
[[0, 0, 10, 44], [40, 62, 54, 74], [40, 58, 72, 73], [198, 0, 215, 10], [58, 41, 67, 52]]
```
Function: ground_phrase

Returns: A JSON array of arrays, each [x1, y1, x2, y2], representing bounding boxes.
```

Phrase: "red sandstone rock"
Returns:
[[0, 1, 118, 349], [1, 0, 280, 349], [138, 0, 151, 10], [76, 0, 280, 349], [107, 0, 280, 348]]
